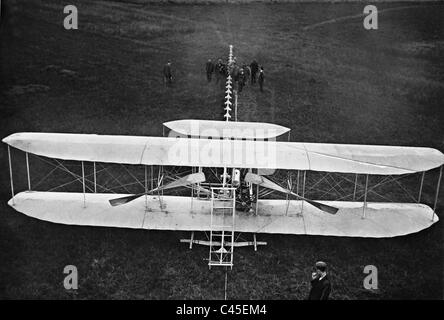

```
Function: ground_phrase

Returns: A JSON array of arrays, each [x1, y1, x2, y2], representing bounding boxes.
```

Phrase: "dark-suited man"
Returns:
[[205, 59, 215, 82], [250, 59, 259, 84], [163, 61, 173, 86], [308, 261, 332, 300], [215, 59, 225, 84], [258, 66, 265, 92]]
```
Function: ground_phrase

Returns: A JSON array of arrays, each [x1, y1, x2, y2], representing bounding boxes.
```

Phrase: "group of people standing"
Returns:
[[205, 58, 265, 92], [163, 58, 265, 92]]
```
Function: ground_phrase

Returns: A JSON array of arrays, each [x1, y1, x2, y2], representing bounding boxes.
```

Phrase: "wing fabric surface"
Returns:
[[3, 132, 444, 175]]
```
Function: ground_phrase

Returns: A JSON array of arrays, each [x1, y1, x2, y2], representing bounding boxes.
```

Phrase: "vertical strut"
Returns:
[[82, 161, 86, 208], [157, 166, 163, 210], [151, 165, 154, 190], [8, 146, 15, 205], [160, 165, 164, 197], [26, 152, 31, 191], [303, 171, 306, 197], [191, 167, 195, 211], [191, 167, 194, 199], [255, 183, 259, 215], [285, 172, 291, 216], [296, 170, 300, 195], [197, 167, 202, 198], [285, 171, 289, 208], [418, 171, 425, 203], [432, 166, 442, 221], [353, 174, 358, 201], [93, 162, 97, 193], [145, 165, 148, 211], [362, 174, 369, 219], [301, 170, 306, 213]]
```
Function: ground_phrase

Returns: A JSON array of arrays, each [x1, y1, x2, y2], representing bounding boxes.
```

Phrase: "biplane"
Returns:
[[3, 46, 443, 268]]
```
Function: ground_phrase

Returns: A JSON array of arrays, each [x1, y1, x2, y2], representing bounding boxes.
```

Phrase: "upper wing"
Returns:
[[301, 142, 444, 175], [3, 132, 444, 175]]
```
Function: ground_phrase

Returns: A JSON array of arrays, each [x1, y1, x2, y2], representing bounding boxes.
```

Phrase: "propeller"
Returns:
[[244, 172, 338, 215], [109, 172, 206, 207]]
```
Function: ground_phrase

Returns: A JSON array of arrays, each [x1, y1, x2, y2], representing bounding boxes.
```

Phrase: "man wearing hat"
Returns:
[[308, 261, 332, 300], [238, 68, 246, 93], [205, 59, 215, 82], [258, 66, 265, 92], [163, 60, 173, 86], [215, 59, 225, 84], [250, 59, 259, 84]]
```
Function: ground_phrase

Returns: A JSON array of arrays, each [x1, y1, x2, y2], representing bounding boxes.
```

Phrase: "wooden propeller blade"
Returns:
[[290, 193, 338, 215], [245, 172, 338, 215], [153, 172, 206, 192], [109, 193, 145, 207], [109, 172, 207, 207], [307, 200, 339, 215]]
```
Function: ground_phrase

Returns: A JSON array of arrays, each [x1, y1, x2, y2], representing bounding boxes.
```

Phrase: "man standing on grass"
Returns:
[[307, 261, 332, 300], [238, 68, 246, 93], [163, 60, 173, 86], [258, 66, 265, 92], [215, 58, 224, 84], [205, 59, 215, 82], [243, 64, 251, 84], [250, 59, 259, 84]]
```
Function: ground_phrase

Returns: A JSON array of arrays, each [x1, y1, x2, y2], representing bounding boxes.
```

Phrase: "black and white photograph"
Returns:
[[0, 0, 443, 304]]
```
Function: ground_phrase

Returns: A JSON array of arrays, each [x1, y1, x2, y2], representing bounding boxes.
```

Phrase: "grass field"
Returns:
[[0, 0, 443, 299]]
